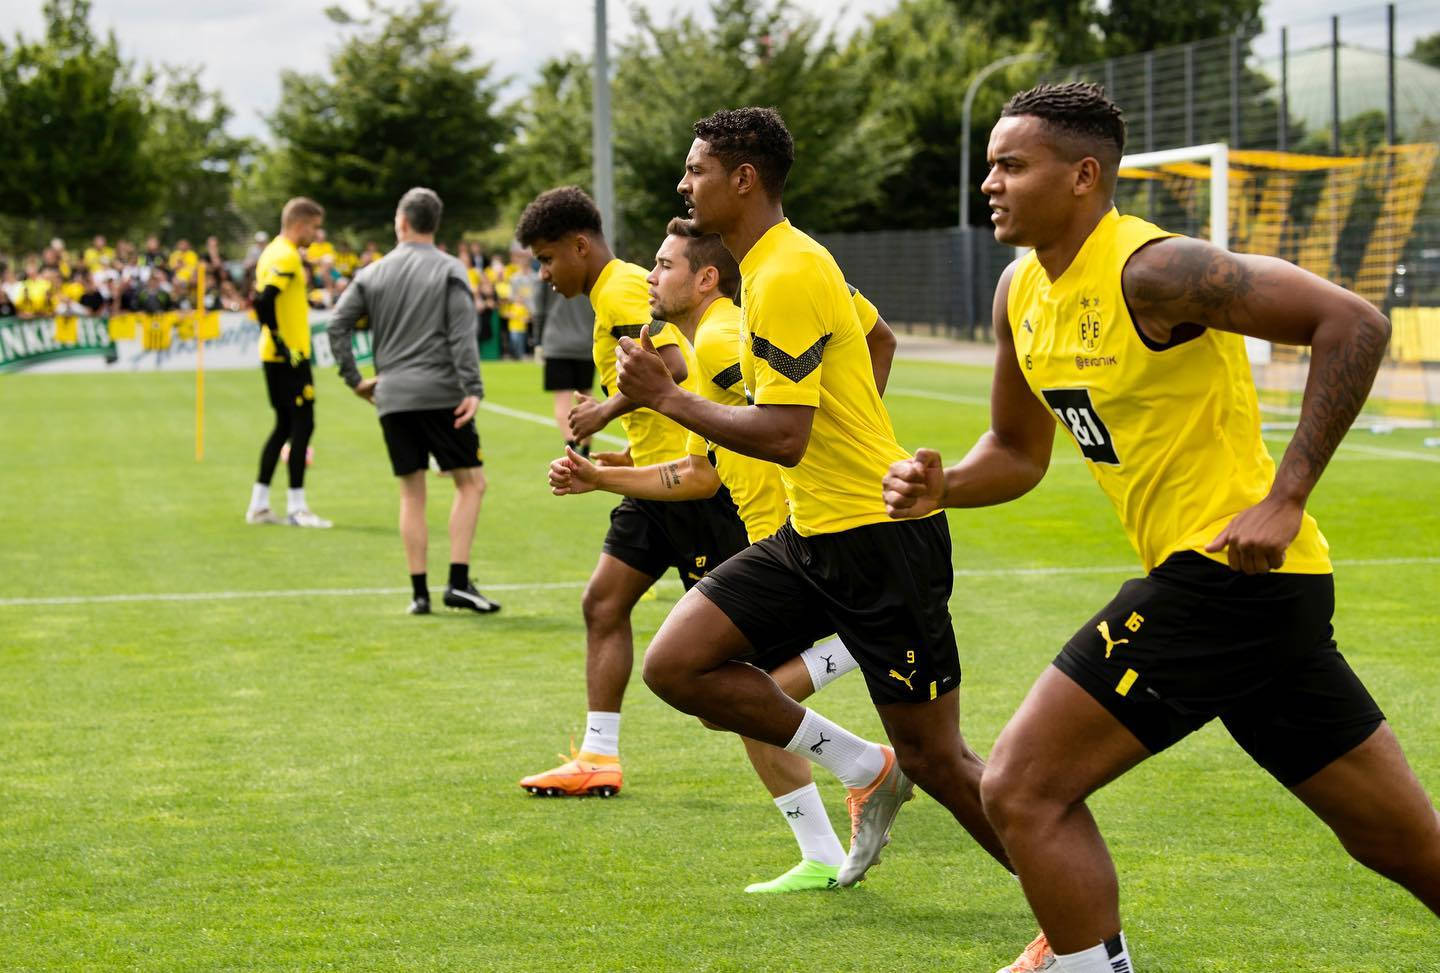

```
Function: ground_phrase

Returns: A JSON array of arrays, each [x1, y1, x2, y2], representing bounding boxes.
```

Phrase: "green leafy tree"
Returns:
[[143, 66, 254, 246], [845, 0, 1045, 229], [507, 1, 907, 251], [1411, 32, 1440, 69], [1097, 0, 1262, 59], [947, 0, 1098, 64], [506, 54, 593, 221], [266, 0, 513, 240], [0, 0, 153, 246]]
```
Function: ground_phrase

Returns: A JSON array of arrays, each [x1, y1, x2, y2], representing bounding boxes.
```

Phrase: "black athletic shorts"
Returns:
[[379, 408, 484, 477], [543, 356, 596, 392], [695, 514, 962, 706], [1054, 551, 1384, 787], [602, 490, 748, 591], [263, 360, 315, 414]]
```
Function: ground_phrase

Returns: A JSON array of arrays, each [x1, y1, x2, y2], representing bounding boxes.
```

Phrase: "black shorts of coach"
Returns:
[[695, 514, 962, 706], [602, 489, 749, 592], [379, 408, 484, 477], [542, 356, 596, 393], [1054, 551, 1384, 787], [263, 359, 315, 415]]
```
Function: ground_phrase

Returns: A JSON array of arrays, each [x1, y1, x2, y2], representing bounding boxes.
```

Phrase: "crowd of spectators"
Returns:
[[0, 233, 546, 359]]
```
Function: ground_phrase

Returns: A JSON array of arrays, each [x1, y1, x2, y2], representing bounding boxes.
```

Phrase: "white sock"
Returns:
[[250, 483, 270, 511], [1056, 933, 1133, 973], [773, 783, 844, 866], [783, 709, 887, 789], [287, 487, 306, 514], [800, 636, 858, 692], [580, 711, 620, 757]]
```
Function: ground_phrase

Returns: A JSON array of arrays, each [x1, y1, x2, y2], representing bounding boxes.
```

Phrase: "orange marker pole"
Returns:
[[196, 264, 206, 462]]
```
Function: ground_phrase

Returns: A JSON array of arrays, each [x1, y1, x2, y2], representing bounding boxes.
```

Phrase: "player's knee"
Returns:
[[696, 715, 725, 732], [641, 641, 691, 706], [1339, 818, 1438, 880], [580, 584, 624, 630], [979, 761, 1044, 834]]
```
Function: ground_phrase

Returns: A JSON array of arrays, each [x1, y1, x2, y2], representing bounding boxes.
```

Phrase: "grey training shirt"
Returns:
[[328, 242, 483, 417], [534, 287, 594, 361]]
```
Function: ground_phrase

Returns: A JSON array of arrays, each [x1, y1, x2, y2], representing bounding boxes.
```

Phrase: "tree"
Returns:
[[844, 0, 1045, 229], [1097, 0, 1262, 59], [143, 66, 254, 246], [506, 54, 594, 221], [0, 0, 153, 246], [1411, 32, 1440, 70], [506, 1, 906, 252], [266, 0, 512, 240], [947, 0, 1098, 64]]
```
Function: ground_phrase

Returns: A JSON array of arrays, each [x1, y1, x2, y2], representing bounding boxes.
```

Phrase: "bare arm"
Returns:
[[884, 263, 1055, 517], [616, 329, 814, 467], [570, 343, 689, 439], [1123, 237, 1390, 570], [866, 312, 896, 396], [549, 447, 722, 501]]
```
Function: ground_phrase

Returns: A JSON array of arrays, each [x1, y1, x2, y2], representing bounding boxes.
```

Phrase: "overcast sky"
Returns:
[[7, 0, 1431, 140]]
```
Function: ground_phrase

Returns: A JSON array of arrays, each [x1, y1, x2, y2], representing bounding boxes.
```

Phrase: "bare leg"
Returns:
[[397, 471, 427, 574], [1290, 723, 1440, 915], [736, 658, 819, 797], [648, 591, 1011, 867], [878, 691, 1011, 869], [981, 665, 1152, 954], [447, 466, 485, 565], [583, 554, 656, 712]]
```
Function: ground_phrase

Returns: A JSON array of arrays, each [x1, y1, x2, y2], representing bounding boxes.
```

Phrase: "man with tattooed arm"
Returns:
[[884, 83, 1439, 973]]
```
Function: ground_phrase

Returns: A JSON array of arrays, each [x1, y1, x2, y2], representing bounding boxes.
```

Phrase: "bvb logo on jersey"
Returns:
[[1078, 298, 1102, 352]]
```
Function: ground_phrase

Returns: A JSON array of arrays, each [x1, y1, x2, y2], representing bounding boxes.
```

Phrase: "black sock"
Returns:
[[411, 573, 427, 600], [565, 439, 578, 452], [580, 442, 591, 458], [448, 562, 469, 589]]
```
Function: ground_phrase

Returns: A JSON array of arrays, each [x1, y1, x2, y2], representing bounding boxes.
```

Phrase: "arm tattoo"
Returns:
[[1278, 316, 1389, 494], [660, 463, 682, 490], [1125, 238, 1255, 331]]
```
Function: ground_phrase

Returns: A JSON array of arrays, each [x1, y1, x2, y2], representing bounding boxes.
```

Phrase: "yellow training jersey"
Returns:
[[590, 259, 695, 468], [686, 297, 790, 542], [738, 220, 915, 536], [1007, 208, 1330, 574], [255, 236, 311, 363]]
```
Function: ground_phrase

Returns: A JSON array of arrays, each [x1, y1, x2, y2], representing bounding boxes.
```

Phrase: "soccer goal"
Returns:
[[1117, 141, 1440, 433]]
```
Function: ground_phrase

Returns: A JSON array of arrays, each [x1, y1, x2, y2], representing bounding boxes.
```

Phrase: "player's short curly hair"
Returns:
[[515, 186, 603, 248], [1001, 83, 1127, 167], [665, 217, 740, 301], [692, 107, 795, 201]]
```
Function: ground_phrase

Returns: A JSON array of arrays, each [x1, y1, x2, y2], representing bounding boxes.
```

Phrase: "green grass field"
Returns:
[[1, 358, 1437, 972]]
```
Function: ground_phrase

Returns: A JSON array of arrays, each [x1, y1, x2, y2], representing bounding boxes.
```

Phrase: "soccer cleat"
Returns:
[[519, 748, 622, 798], [408, 595, 431, 615], [743, 859, 840, 894], [996, 933, 1056, 973], [836, 746, 914, 886], [245, 507, 281, 525], [286, 509, 332, 528], [443, 581, 501, 614]]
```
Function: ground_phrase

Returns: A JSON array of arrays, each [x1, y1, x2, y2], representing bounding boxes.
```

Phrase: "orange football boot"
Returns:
[[997, 933, 1056, 972], [519, 746, 622, 797]]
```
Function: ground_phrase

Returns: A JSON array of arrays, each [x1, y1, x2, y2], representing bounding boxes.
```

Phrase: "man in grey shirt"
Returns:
[[328, 187, 500, 616], [534, 286, 596, 456]]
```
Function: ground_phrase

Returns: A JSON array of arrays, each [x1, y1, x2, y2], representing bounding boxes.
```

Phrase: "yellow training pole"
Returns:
[[195, 264, 206, 462]]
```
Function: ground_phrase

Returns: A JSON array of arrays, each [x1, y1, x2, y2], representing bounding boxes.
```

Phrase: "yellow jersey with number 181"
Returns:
[[1007, 208, 1330, 574]]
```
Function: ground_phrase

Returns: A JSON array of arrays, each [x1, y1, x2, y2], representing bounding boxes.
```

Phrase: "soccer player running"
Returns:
[[884, 83, 1440, 973], [327, 187, 499, 617], [550, 218, 896, 892], [613, 107, 1014, 889], [245, 197, 331, 528], [514, 187, 751, 799]]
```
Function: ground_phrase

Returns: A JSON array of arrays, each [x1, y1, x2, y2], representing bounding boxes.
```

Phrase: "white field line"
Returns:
[[480, 401, 627, 447], [2, 557, 1435, 608], [889, 386, 990, 406]]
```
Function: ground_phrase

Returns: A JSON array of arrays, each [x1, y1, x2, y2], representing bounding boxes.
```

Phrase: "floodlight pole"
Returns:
[[593, 0, 615, 245], [958, 52, 1048, 227]]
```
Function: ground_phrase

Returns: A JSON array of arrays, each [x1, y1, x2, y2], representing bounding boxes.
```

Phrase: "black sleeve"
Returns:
[[253, 284, 282, 334]]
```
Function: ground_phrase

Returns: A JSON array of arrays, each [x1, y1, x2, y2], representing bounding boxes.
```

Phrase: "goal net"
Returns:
[[1117, 142, 1440, 433]]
